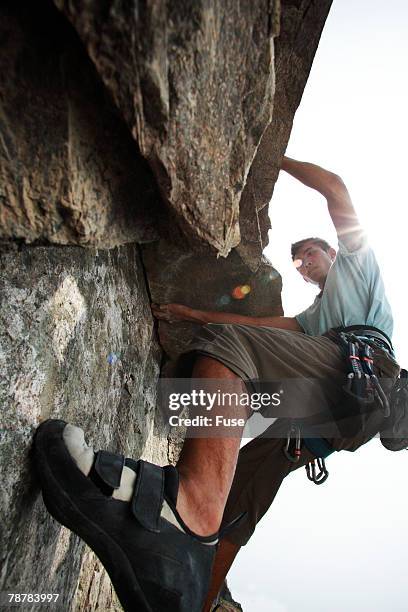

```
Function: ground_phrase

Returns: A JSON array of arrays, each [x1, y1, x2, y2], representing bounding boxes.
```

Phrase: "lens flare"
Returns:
[[218, 295, 231, 306], [232, 286, 244, 300], [232, 285, 251, 300]]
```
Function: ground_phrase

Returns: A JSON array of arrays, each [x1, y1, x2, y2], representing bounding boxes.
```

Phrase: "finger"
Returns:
[[153, 311, 165, 319], [155, 316, 172, 323], [155, 311, 172, 321], [152, 305, 165, 313]]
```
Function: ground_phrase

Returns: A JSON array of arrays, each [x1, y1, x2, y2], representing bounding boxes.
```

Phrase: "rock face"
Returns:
[[142, 240, 283, 361], [0, 0, 332, 609], [0, 243, 165, 608], [142, 0, 332, 358], [237, 0, 333, 269], [54, 0, 278, 257], [0, 1, 160, 247]]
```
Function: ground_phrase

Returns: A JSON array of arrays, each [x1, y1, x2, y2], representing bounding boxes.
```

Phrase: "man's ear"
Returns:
[[328, 247, 336, 261]]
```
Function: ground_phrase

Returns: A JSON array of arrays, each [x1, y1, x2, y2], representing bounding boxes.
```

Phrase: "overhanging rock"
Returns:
[[142, 239, 282, 362], [140, 0, 333, 353], [53, 0, 278, 257], [237, 0, 333, 270]]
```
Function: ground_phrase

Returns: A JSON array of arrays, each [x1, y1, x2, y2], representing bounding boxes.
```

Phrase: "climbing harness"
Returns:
[[281, 325, 400, 485], [330, 324, 394, 356]]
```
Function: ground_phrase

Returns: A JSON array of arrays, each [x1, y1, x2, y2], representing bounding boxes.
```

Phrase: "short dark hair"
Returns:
[[291, 237, 332, 260]]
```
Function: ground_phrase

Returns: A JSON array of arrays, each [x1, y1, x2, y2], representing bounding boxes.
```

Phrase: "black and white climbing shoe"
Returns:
[[380, 369, 408, 451], [34, 419, 217, 612]]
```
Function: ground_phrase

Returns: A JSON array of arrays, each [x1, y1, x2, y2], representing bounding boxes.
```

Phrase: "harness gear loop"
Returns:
[[336, 332, 390, 417], [353, 333, 390, 417], [283, 424, 301, 463], [305, 457, 329, 485]]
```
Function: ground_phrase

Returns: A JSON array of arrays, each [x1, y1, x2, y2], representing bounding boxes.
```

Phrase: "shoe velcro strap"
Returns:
[[131, 460, 164, 533], [94, 450, 125, 489]]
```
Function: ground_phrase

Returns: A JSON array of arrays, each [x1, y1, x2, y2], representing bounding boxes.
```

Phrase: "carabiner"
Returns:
[[283, 425, 301, 463], [305, 457, 329, 485]]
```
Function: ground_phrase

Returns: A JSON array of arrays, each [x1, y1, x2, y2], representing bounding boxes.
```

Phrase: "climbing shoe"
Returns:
[[34, 419, 217, 612], [381, 369, 408, 451]]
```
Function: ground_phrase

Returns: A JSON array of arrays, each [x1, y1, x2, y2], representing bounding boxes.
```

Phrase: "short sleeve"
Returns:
[[295, 311, 307, 333], [295, 298, 320, 336], [337, 231, 369, 256]]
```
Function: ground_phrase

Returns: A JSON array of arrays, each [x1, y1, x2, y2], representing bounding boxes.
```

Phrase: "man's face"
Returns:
[[293, 240, 336, 286]]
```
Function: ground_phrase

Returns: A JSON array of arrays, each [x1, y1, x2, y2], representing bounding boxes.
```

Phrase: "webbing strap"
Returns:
[[131, 460, 164, 533], [303, 437, 334, 459], [94, 450, 125, 489], [330, 325, 394, 353]]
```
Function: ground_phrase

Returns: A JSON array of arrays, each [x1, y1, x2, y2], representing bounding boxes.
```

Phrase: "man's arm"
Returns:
[[281, 156, 364, 251], [151, 303, 303, 331]]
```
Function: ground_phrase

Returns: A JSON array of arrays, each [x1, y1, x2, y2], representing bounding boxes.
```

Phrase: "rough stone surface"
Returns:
[[237, 0, 333, 269], [53, 0, 278, 257], [0, 1, 160, 247], [142, 240, 283, 362], [0, 243, 168, 609]]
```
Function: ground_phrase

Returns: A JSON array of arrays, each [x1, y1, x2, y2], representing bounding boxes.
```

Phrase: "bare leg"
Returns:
[[202, 539, 241, 612], [34, 354, 249, 612], [176, 356, 249, 536]]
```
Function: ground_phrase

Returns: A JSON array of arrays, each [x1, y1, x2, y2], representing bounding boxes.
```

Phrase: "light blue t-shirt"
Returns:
[[295, 237, 393, 339]]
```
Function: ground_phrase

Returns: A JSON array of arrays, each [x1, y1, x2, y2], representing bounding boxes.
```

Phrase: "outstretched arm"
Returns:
[[151, 303, 303, 331], [281, 156, 364, 251]]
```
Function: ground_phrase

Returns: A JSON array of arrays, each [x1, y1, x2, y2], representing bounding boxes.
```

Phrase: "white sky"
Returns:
[[229, 1, 408, 610]]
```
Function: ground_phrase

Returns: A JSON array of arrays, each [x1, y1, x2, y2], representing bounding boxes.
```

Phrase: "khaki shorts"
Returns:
[[176, 323, 400, 546]]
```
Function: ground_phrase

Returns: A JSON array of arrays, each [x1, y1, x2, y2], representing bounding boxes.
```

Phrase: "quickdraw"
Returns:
[[282, 425, 331, 485], [338, 332, 390, 417]]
